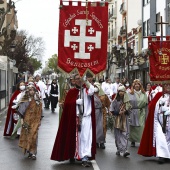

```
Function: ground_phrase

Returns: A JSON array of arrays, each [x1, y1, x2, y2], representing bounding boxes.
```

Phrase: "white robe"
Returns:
[[154, 94, 170, 158], [77, 84, 94, 158]]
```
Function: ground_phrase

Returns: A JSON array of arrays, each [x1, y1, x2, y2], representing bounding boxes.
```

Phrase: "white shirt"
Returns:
[[36, 80, 47, 99], [102, 82, 111, 96], [110, 82, 121, 95]]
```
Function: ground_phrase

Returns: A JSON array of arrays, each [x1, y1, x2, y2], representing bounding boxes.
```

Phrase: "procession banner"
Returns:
[[148, 36, 170, 82], [58, 0, 108, 76]]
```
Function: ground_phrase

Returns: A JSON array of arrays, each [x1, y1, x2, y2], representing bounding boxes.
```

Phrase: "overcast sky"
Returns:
[[14, 0, 60, 64]]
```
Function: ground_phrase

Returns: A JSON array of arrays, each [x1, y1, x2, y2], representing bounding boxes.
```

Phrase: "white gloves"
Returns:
[[76, 99, 83, 105], [161, 106, 169, 112], [164, 110, 170, 116], [12, 105, 18, 109]]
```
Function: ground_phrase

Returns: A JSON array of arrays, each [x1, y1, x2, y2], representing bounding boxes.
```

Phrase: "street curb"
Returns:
[[0, 108, 7, 117]]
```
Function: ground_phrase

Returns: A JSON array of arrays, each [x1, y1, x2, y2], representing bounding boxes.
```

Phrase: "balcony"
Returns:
[[111, 29, 117, 40], [119, 26, 126, 37], [109, 8, 117, 20], [120, 2, 126, 15], [108, 29, 117, 42]]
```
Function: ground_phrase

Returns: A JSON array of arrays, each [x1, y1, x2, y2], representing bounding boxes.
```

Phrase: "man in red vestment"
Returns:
[[51, 73, 96, 167], [138, 83, 170, 164]]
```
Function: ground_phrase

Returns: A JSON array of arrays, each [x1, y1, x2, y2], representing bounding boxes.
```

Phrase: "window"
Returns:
[[0, 70, 6, 91], [156, 12, 160, 32], [147, 19, 150, 36], [143, 21, 146, 36], [143, 0, 150, 6]]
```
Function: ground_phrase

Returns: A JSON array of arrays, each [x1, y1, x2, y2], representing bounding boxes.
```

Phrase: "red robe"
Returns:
[[138, 92, 162, 157], [51, 88, 96, 161], [3, 90, 21, 136]]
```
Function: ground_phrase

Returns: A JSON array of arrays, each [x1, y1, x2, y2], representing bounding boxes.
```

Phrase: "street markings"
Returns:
[[91, 160, 100, 170]]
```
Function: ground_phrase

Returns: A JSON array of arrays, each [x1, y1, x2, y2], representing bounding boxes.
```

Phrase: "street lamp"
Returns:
[[120, 46, 125, 79]]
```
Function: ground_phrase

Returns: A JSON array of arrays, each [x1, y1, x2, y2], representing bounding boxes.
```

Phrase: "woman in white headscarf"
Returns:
[[94, 82, 111, 149], [110, 85, 132, 157]]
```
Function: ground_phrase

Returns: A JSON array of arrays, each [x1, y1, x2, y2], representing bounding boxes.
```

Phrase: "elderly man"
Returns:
[[51, 73, 96, 167]]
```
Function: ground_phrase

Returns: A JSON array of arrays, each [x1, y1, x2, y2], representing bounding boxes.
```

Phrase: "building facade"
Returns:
[[0, 0, 18, 112]]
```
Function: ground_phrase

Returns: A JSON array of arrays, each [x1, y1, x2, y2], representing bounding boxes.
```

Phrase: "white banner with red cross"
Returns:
[[58, 0, 108, 76]]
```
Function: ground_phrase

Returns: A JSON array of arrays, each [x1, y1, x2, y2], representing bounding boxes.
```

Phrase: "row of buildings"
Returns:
[[0, 0, 18, 111], [106, 0, 170, 85]]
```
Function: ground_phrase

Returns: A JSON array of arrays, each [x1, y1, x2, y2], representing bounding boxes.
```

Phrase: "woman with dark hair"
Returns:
[[3, 80, 26, 137], [127, 79, 148, 147], [110, 85, 132, 157], [47, 79, 58, 113]]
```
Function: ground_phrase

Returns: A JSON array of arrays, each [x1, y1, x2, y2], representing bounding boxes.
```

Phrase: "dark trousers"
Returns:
[[50, 96, 58, 111]]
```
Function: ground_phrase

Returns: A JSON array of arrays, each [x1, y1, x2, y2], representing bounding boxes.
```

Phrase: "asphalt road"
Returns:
[[0, 107, 170, 170]]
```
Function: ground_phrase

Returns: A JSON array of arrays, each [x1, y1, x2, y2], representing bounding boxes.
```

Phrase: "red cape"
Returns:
[[51, 88, 96, 161], [3, 90, 21, 136], [138, 92, 162, 157]]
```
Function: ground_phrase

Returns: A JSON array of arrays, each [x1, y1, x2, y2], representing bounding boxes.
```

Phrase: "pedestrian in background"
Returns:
[[110, 85, 131, 157], [47, 79, 58, 113], [17, 84, 42, 160], [127, 79, 148, 147]]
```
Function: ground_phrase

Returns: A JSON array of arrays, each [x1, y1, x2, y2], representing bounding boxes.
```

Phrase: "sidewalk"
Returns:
[[0, 107, 7, 117]]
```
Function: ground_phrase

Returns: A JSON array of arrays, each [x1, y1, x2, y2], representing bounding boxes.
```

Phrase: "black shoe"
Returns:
[[116, 151, 120, 156], [131, 142, 135, 147], [100, 143, 105, 149], [82, 161, 91, 167], [69, 158, 75, 164], [96, 143, 100, 148], [28, 153, 33, 159], [123, 151, 130, 157], [158, 157, 165, 164]]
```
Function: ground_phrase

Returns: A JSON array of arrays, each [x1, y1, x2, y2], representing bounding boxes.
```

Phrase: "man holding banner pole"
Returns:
[[51, 72, 96, 167]]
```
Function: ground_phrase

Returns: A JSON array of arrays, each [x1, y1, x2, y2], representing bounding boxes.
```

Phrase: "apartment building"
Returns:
[[107, 0, 142, 83], [0, 0, 18, 112]]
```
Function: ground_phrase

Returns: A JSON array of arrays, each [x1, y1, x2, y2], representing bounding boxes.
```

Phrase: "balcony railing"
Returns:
[[109, 8, 117, 20], [108, 29, 117, 41], [119, 26, 126, 37], [120, 2, 126, 15]]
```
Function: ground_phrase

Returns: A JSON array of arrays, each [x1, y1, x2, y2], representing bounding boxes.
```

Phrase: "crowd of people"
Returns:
[[3, 72, 170, 167], [3, 74, 59, 160]]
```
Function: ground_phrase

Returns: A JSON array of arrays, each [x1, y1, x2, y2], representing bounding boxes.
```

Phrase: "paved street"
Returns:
[[0, 107, 170, 170]]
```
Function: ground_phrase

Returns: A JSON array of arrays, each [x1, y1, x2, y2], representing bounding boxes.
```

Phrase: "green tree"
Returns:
[[28, 57, 42, 74], [48, 54, 59, 73]]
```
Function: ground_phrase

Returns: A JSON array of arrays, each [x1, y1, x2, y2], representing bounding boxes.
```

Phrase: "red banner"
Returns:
[[148, 37, 170, 81], [58, 0, 108, 76]]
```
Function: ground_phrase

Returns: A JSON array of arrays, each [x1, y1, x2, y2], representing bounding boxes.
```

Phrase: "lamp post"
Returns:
[[120, 46, 125, 79]]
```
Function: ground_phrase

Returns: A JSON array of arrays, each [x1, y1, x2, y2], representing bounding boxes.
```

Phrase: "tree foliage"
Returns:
[[41, 54, 59, 76], [4, 30, 44, 74], [47, 54, 59, 73]]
